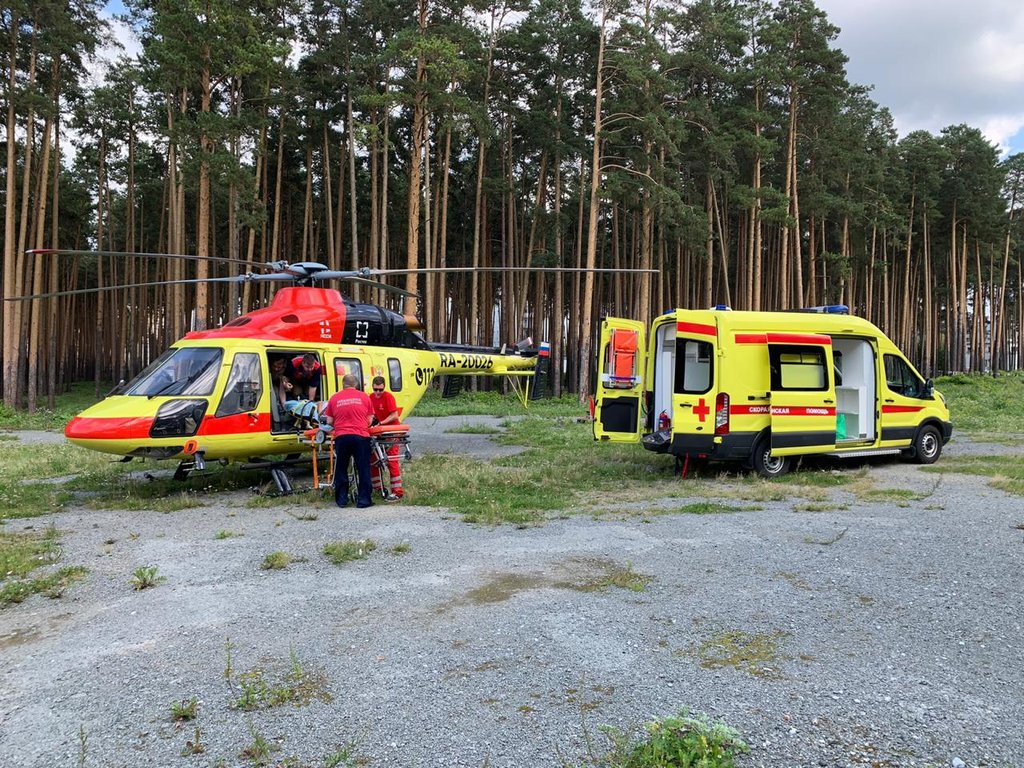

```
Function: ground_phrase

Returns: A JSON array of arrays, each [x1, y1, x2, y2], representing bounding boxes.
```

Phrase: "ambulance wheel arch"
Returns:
[[907, 422, 943, 464], [750, 432, 793, 478]]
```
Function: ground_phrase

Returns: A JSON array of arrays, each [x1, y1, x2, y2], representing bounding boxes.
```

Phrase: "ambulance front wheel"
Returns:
[[910, 425, 942, 464], [752, 439, 792, 478]]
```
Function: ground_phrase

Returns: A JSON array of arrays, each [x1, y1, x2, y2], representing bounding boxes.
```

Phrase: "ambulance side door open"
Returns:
[[593, 318, 647, 442], [768, 334, 838, 457]]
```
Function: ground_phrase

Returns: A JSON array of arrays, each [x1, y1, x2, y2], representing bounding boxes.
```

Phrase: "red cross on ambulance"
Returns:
[[692, 397, 710, 422]]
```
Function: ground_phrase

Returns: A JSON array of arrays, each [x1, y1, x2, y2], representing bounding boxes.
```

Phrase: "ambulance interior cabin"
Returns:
[[830, 337, 876, 442], [650, 322, 713, 434]]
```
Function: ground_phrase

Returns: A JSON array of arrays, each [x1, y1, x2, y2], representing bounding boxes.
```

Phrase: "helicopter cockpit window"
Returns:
[[388, 358, 403, 392], [333, 358, 364, 391], [123, 347, 223, 398], [215, 353, 263, 417]]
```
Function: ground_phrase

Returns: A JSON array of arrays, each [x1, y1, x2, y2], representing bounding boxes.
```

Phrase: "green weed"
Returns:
[[214, 529, 240, 539], [261, 551, 292, 570], [581, 711, 748, 768], [129, 565, 165, 590], [170, 697, 199, 722], [181, 727, 205, 756], [388, 542, 412, 555], [323, 539, 376, 565], [230, 650, 332, 711], [239, 721, 275, 764]]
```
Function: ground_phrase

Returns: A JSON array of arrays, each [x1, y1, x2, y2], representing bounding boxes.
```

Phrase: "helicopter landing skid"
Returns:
[[172, 452, 206, 481]]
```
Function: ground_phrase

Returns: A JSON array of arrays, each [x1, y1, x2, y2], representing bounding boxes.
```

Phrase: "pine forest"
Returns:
[[2, 0, 1023, 409]]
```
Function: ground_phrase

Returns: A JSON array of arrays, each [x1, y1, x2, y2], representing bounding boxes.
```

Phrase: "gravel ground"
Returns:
[[1, 421, 1022, 768]]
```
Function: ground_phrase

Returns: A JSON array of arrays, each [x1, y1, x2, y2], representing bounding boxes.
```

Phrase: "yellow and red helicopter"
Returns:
[[14, 250, 642, 483]]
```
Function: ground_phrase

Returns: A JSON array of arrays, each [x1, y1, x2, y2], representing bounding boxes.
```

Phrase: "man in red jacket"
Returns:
[[369, 376, 404, 500], [321, 374, 373, 508]]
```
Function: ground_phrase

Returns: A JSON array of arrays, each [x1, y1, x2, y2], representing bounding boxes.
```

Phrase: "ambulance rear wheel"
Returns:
[[752, 439, 792, 478], [911, 425, 942, 464]]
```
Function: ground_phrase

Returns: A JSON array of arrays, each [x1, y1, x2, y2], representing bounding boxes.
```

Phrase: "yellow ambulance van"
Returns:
[[593, 305, 952, 477]]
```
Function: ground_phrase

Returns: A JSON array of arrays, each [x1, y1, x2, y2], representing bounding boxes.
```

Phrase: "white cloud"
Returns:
[[817, 0, 1024, 155]]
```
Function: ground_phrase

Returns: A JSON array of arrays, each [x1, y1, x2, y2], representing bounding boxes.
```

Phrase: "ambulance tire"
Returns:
[[910, 425, 942, 464], [751, 438, 792, 478]]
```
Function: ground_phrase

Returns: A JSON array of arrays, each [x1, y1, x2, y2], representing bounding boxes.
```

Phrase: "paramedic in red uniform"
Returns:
[[287, 352, 322, 400], [321, 374, 374, 508], [369, 375, 404, 500]]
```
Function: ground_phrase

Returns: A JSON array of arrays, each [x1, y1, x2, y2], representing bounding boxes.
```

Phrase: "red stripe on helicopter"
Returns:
[[677, 321, 717, 338], [735, 333, 831, 345], [770, 406, 836, 416], [197, 412, 274, 435], [64, 416, 152, 441], [881, 405, 925, 414]]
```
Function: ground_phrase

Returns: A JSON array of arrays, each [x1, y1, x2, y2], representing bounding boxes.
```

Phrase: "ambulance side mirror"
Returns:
[[922, 378, 934, 399]]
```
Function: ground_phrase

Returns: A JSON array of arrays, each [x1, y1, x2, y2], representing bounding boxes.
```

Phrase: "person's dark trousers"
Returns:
[[334, 434, 373, 508]]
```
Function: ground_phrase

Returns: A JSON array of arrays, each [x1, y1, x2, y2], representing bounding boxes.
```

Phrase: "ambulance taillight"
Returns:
[[714, 393, 730, 435]]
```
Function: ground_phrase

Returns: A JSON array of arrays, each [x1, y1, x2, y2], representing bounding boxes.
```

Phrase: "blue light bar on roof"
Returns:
[[796, 304, 849, 314]]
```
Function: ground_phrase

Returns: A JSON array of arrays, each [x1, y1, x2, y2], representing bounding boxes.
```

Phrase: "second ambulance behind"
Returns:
[[593, 306, 952, 477]]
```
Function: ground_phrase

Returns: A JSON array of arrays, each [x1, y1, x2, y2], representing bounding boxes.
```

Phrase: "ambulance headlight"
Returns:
[[150, 399, 208, 438]]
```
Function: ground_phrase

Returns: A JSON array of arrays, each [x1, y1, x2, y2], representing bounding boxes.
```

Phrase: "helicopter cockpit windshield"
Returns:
[[122, 347, 224, 398]]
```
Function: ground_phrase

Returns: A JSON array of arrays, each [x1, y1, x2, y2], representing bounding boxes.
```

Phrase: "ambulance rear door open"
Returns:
[[593, 318, 646, 442], [767, 333, 838, 457]]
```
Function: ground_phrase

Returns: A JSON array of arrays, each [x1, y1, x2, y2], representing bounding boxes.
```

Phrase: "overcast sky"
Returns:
[[816, 0, 1024, 156]]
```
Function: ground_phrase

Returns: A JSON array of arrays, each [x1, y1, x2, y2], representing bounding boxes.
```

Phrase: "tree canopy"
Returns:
[[2, 0, 1022, 408]]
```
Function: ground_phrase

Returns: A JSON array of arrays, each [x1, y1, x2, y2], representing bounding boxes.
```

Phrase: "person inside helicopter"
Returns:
[[286, 352, 322, 401]]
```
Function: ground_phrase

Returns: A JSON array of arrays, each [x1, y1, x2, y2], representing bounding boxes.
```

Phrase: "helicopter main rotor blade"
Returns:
[[2, 273, 294, 302], [26, 248, 261, 269], [369, 266, 660, 275], [310, 272, 420, 298]]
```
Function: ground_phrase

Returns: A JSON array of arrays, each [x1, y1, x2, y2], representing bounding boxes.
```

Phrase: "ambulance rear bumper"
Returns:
[[659, 432, 757, 461]]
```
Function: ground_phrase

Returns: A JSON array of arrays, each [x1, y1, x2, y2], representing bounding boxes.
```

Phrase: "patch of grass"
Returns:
[[924, 455, 1024, 496], [85, 466, 261, 511], [579, 562, 652, 593], [231, 649, 332, 711], [793, 501, 848, 512], [261, 551, 292, 570], [214, 529, 241, 539], [322, 539, 376, 565], [856, 488, 929, 503], [674, 502, 746, 515], [684, 629, 790, 679], [583, 711, 748, 768], [0, 527, 87, 606], [935, 371, 1024, 433], [1, 565, 87, 606], [170, 697, 199, 722], [129, 565, 165, 590], [388, 542, 412, 555], [412, 389, 584, 418], [0, 381, 107, 430]]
